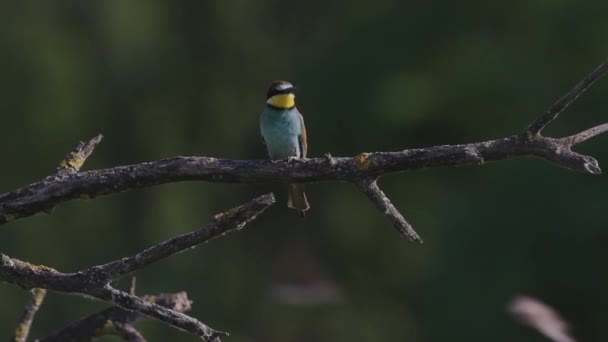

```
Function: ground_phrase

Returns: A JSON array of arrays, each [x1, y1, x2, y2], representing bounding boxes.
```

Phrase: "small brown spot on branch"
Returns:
[[355, 153, 372, 170]]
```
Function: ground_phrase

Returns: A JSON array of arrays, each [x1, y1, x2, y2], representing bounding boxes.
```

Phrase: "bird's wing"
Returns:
[[299, 113, 307, 158]]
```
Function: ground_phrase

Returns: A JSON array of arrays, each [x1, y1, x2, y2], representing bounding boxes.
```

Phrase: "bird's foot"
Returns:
[[324, 153, 336, 166], [287, 156, 305, 164]]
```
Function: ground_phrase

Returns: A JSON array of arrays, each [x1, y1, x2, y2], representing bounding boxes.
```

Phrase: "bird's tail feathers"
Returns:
[[287, 183, 310, 217]]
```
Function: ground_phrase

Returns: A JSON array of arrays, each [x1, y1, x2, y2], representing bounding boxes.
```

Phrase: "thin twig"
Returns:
[[84, 193, 276, 283], [56, 134, 104, 175], [11, 288, 47, 342], [129, 276, 137, 295], [527, 60, 608, 134], [562, 123, 608, 146], [356, 178, 422, 242], [92, 285, 225, 341]]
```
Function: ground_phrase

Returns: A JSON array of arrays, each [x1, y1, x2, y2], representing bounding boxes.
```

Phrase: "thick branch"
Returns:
[[0, 131, 603, 227], [0, 60, 606, 244], [356, 178, 422, 242], [0, 194, 275, 340], [10, 288, 47, 342]]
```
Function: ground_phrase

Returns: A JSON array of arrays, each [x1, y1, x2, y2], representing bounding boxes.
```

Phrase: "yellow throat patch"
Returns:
[[267, 94, 295, 109]]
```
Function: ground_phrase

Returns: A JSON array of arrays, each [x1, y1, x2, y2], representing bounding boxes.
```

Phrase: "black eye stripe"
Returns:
[[277, 87, 294, 94], [266, 86, 295, 99]]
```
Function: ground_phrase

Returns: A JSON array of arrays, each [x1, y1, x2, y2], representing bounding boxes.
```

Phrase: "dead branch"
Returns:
[[39, 291, 192, 342], [0, 59, 607, 339], [2, 60, 607, 242], [0, 193, 275, 341], [10, 288, 47, 342]]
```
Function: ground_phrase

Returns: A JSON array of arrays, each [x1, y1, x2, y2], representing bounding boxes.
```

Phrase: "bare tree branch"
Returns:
[[562, 122, 608, 146], [527, 60, 608, 134], [356, 178, 422, 242], [40, 291, 192, 342], [129, 276, 137, 295], [10, 288, 47, 342], [92, 286, 224, 341], [2, 60, 607, 243], [0, 133, 603, 235], [1, 59, 607, 339], [1, 193, 275, 341], [83, 192, 273, 283], [56, 134, 104, 175]]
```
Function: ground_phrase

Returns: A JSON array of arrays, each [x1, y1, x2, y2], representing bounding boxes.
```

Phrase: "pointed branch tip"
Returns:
[[56, 133, 104, 174], [11, 288, 47, 342], [527, 60, 608, 134], [355, 178, 423, 243], [562, 123, 608, 146]]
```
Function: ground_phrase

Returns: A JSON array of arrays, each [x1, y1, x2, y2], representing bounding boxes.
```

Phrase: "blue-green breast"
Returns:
[[260, 106, 303, 159]]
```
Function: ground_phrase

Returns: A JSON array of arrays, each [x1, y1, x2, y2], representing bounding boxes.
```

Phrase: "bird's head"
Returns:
[[266, 80, 296, 109]]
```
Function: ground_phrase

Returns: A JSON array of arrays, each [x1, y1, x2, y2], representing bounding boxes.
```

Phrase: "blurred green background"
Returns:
[[1, 1, 608, 341]]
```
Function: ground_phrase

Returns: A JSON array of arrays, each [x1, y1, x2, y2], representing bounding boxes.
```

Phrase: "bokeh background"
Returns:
[[1, 1, 608, 341]]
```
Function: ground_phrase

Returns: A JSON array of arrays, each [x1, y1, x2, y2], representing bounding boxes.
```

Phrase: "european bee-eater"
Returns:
[[260, 80, 310, 216]]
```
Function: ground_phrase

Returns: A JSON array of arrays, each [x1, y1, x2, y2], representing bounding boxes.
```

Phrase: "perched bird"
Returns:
[[260, 80, 310, 215]]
